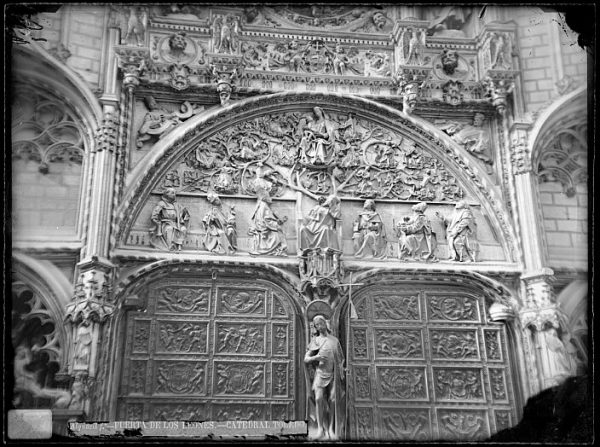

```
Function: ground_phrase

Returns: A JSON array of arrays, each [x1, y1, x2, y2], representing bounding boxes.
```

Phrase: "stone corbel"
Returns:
[[521, 268, 556, 308], [115, 46, 150, 92], [393, 67, 432, 114], [299, 249, 344, 305], [207, 54, 244, 106], [481, 73, 516, 116]]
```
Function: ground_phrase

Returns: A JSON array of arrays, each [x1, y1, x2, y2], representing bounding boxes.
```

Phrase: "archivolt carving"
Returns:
[[12, 86, 85, 173]]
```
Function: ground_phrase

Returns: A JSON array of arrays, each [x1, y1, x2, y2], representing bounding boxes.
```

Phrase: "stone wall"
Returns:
[[539, 182, 587, 266]]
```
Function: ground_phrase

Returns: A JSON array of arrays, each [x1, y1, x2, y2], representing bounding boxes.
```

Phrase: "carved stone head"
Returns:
[[143, 96, 158, 110], [412, 202, 428, 213], [372, 11, 387, 30], [363, 199, 376, 211], [455, 200, 467, 210], [217, 80, 232, 106], [312, 315, 329, 334], [441, 49, 459, 75], [163, 188, 176, 203], [473, 113, 485, 127], [168, 32, 187, 55]]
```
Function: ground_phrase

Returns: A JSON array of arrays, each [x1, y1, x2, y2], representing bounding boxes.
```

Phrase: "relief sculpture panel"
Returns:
[[154, 361, 206, 395], [216, 288, 266, 316], [156, 287, 210, 314], [156, 321, 208, 353], [377, 366, 428, 401], [380, 408, 431, 440], [373, 294, 420, 321], [429, 329, 479, 361], [375, 329, 424, 359], [437, 409, 490, 441], [214, 362, 265, 396], [433, 368, 484, 401], [427, 295, 479, 322], [215, 322, 266, 355]]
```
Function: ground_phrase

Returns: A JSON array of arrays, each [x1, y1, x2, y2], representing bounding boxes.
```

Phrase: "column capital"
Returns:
[[115, 46, 150, 93]]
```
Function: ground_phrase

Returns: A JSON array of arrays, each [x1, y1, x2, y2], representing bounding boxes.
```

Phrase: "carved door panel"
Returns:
[[117, 278, 298, 421], [348, 287, 517, 441]]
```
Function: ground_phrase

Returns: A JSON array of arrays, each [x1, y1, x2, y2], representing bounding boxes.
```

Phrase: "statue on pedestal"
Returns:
[[353, 199, 388, 259], [150, 188, 190, 251], [395, 202, 438, 261], [201, 192, 237, 254], [436, 201, 479, 262], [298, 195, 341, 254], [304, 315, 346, 440], [248, 189, 288, 256]]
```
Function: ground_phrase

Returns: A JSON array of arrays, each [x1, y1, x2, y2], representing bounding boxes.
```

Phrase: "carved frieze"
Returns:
[[437, 409, 489, 440], [373, 295, 420, 320], [354, 366, 372, 400], [132, 320, 150, 353], [272, 363, 288, 397], [352, 327, 368, 359], [214, 404, 267, 421], [355, 407, 374, 440], [217, 289, 266, 316], [375, 329, 423, 359], [429, 329, 479, 360], [214, 363, 265, 395], [126, 403, 144, 420], [427, 295, 479, 322], [153, 403, 208, 421], [484, 330, 503, 361], [380, 408, 431, 440], [154, 361, 206, 394], [489, 368, 507, 401], [156, 109, 466, 202], [434, 368, 484, 401], [128, 360, 146, 394], [377, 367, 427, 400], [156, 287, 210, 313], [156, 321, 208, 353], [216, 323, 265, 355], [272, 324, 288, 356]]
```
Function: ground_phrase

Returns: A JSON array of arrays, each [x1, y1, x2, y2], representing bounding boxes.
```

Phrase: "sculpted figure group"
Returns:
[[149, 189, 479, 262]]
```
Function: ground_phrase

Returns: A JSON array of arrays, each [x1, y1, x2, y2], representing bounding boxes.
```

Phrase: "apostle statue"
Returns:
[[396, 202, 438, 261], [201, 192, 236, 254], [304, 315, 346, 440], [436, 201, 479, 262], [353, 199, 388, 259], [150, 188, 190, 251], [298, 195, 341, 254], [248, 188, 288, 256]]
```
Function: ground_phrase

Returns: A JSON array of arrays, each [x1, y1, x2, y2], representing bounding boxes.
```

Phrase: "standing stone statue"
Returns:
[[201, 192, 236, 254], [436, 201, 479, 262], [353, 199, 388, 259], [150, 188, 190, 251], [298, 195, 341, 255], [395, 202, 438, 261], [304, 315, 346, 440], [248, 188, 288, 256]]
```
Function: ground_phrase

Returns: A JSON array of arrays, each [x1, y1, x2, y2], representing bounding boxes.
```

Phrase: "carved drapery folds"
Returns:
[[395, 202, 438, 262], [11, 86, 85, 174], [535, 121, 587, 197], [436, 201, 480, 262]]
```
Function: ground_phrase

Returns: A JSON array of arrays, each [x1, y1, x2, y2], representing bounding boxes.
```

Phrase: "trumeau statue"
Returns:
[[395, 202, 438, 262], [201, 192, 236, 254], [436, 201, 479, 262], [299, 195, 341, 254], [248, 188, 288, 256], [353, 199, 388, 259], [304, 315, 346, 440], [150, 188, 190, 251]]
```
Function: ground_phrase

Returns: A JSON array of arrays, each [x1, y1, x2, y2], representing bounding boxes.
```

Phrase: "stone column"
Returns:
[[62, 17, 149, 417]]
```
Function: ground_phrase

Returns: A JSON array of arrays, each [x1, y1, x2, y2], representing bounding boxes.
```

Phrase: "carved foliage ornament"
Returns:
[[536, 122, 587, 197], [160, 109, 465, 202], [12, 87, 85, 173]]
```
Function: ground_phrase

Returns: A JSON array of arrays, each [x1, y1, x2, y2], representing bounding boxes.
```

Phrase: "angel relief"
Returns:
[[158, 109, 466, 203], [211, 14, 241, 54], [398, 28, 428, 66]]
